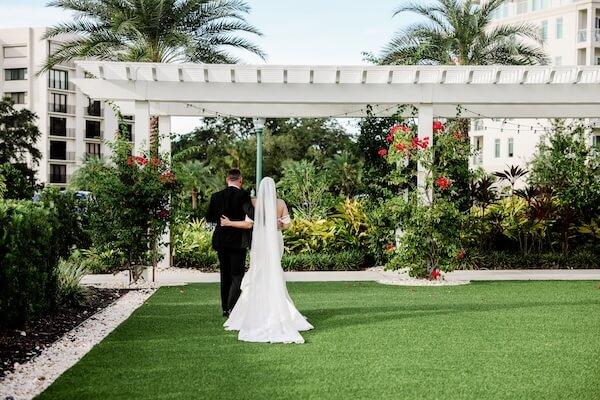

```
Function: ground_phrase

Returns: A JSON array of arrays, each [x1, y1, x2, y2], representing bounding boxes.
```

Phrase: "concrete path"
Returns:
[[81, 267, 600, 287]]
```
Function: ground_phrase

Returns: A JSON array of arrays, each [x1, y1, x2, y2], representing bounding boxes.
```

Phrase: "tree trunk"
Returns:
[[191, 187, 198, 209]]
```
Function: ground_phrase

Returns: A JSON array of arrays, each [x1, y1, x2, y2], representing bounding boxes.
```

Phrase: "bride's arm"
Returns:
[[277, 200, 291, 230], [220, 215, 253, 229]]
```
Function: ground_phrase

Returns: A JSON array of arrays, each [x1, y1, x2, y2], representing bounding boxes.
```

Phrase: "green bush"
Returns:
[[55, 253, 90, 307], [0, 200, 59, 329], [172, 219, 218, 269], [38, 187, 91, 259], [281, 250, 371, 271]]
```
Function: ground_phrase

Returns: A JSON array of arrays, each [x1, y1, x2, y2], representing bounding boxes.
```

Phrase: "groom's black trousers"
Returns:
[[218, 249, 247, 312]]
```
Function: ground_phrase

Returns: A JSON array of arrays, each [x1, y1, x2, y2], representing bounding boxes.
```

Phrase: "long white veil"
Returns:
[[224, 177, 313, 343]]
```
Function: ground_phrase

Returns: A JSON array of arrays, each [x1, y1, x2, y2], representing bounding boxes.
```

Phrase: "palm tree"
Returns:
[[41, 0, 266, 154], [380, 0, 549, 66]]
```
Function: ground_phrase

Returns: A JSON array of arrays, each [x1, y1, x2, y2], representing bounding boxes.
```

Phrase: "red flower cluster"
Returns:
[[457, 249, 466, 260], [452, 131, 462, 140], [433, 121, 445, 132], [435, 177, 452, 190], [412, 136, 429, 149], [430, 269, 442, 279], [384, 243, 395, 251], [378, 149, 388, 157], [160, 171, 175, 184], [158, 209, 170, 218], [127, 155, 149, 166]]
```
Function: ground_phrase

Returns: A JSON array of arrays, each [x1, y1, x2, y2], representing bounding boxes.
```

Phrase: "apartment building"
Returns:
[[0, 27, 134, 188], [470, 0, 600, 176]]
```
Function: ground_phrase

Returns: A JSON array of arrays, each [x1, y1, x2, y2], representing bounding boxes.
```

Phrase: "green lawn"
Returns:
[[38, 281, 600, 400]]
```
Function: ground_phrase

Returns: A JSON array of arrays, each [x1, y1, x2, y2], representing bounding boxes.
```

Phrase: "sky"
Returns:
[[0, 0, 411, 133]]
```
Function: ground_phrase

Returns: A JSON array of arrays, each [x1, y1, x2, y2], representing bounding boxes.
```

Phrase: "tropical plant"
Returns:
[[55, 252, 90, 307], [171, 218, 218, 269], [278, 159, 334, 220], [324, 151, 364, 197], [380, 0, 549, 66], [493, 165, 528, 196], [42, 0, 265, 155], [528, 120, 600, 252]]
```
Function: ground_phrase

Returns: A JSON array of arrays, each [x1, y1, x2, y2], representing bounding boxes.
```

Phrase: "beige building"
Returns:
[[0, 27, 134, 188], [471, 0, 600, 177]]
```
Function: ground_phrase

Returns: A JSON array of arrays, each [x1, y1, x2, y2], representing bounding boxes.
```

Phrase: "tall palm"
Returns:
[[41, 0, 266, 154], [380, 0, 549, 66]]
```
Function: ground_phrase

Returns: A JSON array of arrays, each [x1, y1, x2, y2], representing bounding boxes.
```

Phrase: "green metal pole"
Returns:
[[255, 127, 263, 190]]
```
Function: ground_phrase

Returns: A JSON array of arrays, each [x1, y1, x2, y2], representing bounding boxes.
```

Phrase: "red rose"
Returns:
[[430, 269, 442, 279], [395, 143, 407, 151], [386, 135, 394, 142], [384, 243, 395, 251], [127, 157, 133, 166], [378, 149, 387, 156], [433, 121, 445, 132]]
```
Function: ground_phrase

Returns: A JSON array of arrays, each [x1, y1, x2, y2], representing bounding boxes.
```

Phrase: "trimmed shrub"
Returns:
[[281, 250, 371, 271], [0, 200, 59, 329], [460, 249, 600, 270]]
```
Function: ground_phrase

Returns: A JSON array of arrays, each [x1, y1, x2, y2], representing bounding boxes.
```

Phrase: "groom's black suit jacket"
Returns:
[[206, 186, 254, 250]]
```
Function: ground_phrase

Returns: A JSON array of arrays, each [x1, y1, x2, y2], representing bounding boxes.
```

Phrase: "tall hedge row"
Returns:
[[0, 200, 59, 330]]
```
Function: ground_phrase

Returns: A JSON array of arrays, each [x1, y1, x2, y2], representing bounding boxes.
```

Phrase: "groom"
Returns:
[[206, 169, 254, 317]]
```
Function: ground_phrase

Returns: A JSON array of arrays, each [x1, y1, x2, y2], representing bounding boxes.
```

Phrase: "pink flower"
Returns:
[[378, 149, 387, 157], [386, 135, 394, 142], [395, 143, 407, 151]]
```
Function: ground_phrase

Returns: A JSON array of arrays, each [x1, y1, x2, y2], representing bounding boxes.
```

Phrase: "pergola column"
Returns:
[[417, 104, 433, 205], [158, 115, 172, 269], [134, 100, 150, 154]]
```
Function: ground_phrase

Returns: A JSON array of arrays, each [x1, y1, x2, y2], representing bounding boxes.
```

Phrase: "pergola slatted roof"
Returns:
[[73, 62, 600, 119]]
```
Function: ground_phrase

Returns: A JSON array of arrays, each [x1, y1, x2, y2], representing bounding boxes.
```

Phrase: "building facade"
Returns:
[[0, 27, 135, 188], [471, 0, 600, 177]]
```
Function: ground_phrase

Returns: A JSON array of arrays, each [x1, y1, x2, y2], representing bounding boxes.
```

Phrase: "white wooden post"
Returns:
[[158, 116, 172, 269], [417, 104, 434, 205], [134, 101, 150, 154]]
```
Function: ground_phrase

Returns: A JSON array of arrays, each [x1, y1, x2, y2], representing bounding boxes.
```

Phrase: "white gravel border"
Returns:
[[0, 288, 156, 400]]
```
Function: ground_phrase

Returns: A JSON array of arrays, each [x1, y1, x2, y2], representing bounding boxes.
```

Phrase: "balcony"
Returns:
[[49, 127, 76, 138], [48, 81, 76, 91], [48, 173, 71, 184], [86, 104, 103, 117], [85, 130, 103, 140], [48, 151, 76, 161], [48, 103, 76, 115]]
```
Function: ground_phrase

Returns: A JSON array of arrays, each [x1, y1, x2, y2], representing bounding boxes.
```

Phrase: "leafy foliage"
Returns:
[[172, 219, 218, 269], [72, 136, 175, 280], [380, 0, 548, 66], [55, 252, 90, 307]]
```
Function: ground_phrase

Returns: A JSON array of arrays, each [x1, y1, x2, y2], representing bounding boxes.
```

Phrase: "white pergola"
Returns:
[[72, 61, 600, 195]]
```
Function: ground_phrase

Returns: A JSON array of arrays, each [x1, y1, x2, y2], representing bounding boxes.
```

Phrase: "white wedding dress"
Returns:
[[224, 177, 313, 344]]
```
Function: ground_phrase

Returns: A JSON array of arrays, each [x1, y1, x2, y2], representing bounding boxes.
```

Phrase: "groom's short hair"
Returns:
[[227, 168, 242, 182]]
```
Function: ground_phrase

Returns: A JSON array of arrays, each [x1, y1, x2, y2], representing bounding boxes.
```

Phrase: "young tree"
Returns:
[[0, 98, 41, 199]]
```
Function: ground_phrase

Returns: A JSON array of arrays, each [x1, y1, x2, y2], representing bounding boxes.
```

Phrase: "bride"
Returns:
[[220, 177, 313, 344]]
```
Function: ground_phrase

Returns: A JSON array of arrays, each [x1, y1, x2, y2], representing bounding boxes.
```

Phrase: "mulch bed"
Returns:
[[0, 287, 130, 378]]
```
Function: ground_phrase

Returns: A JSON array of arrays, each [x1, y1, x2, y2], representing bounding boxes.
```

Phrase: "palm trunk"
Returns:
[[191, 187, 198, 209], [150, 115, 160, 158]]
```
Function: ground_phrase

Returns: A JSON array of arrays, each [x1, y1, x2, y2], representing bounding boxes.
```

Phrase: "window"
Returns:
[[3, 46, 26, 58], [48, 69, 68, 90], [540, 20, 548, 42], [120, 123, 133, 141], [554, 56, 562, 66], [556, 17, 563, 39], [51, 93, 67, 113], [4, 68, 27, 81], [516, 0, 528, 14], [87, 99, 101, 116], [6, 92, 26, 104], [86, 142, 101, 157], [508, 138, 514, 158], [593, 134, 600, 148], [49, 141, 67, 160], [49, 117, 67, 136], [494, 139, 501, 158], [49, 164, 67, 183], [85, 120, 102, 139]]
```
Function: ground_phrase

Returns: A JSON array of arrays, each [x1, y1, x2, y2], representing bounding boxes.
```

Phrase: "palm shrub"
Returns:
[[55, 252, 90, 307]]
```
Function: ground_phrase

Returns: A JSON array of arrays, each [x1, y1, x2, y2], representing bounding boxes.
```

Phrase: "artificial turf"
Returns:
[[37, 281, 600, 399]]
